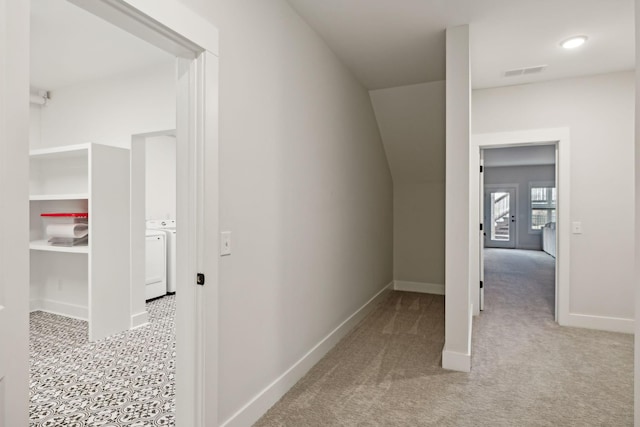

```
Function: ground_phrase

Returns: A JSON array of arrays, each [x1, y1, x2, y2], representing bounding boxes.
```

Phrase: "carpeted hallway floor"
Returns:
[[255, 249, 633, 426]]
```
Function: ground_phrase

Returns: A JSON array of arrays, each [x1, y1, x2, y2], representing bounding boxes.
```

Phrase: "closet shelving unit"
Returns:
[[29, 143, 130, 341]]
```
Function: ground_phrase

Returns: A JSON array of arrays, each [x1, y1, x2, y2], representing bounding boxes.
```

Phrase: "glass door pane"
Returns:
[[491, 191, 510, 241]]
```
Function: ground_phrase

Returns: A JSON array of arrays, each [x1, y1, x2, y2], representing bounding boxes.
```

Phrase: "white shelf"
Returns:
[[29, 143, 130, 342], [30, 193, 89, 201], [30, 240, 89, 254], [29, 144, 90, 159]]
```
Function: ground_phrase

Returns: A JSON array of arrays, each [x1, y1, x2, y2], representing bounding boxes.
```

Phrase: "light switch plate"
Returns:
[[220, 231, 232, 256], [572, 222, 583, 234]]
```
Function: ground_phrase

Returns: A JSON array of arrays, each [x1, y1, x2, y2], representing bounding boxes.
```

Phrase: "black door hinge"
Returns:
[[196, 273, 205, 286], [480, 223, 483, 231], [480, 165, 483, 173], [480, 280, 484, 289]]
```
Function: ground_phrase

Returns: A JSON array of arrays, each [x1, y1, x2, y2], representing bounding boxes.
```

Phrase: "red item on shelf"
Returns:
[[41, 212, 89, 218]]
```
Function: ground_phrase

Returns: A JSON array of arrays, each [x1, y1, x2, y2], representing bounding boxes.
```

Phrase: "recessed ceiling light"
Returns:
[[560, 36, 588, 49]]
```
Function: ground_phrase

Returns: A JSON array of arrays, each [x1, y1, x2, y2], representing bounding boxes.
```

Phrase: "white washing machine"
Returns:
[[145, 229, 167, 300], [146, 219, 176, 294]]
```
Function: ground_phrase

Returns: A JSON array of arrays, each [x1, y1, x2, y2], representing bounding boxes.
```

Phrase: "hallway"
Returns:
[[256, 249, 633, 426]]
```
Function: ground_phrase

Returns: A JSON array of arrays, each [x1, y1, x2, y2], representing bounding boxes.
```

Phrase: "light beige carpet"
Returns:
[[255, 249, 633, 426]]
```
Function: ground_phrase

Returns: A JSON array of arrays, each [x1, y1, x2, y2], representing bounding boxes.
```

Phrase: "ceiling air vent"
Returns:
[[504, 65, 547, 77]]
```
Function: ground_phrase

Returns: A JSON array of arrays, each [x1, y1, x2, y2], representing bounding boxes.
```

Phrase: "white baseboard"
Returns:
[[565, 313, 634, 334], [29, 299, 41, 312], [30, 298, 88, 321], [442, 303, 473, 373], [442, 348, 471, 372], [131, 311, 149, 329], [219, 281, 394, 427], [394, 280, 445, 295]]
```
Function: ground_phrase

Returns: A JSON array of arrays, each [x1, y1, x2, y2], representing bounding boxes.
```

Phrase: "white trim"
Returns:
[[566, 313, 634, 334], [3, 1, 31, 423], [131, 311, 149, 329], [68, 0, 218, 57], [394, 280, 445, 295], [29, 299, 88, 321], [442, 349, 471, 372], [442, 302, 473, 372], [115, 0, 218, 55], [29, 300, 41, 312], [471, 128, 570, 326], [219, 282, 394, 427]]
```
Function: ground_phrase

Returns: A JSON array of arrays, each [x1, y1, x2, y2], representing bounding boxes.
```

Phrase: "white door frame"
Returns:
[[470, 128, 570, 325], [1, 0, 31, 424], [479, 152, 484, 311], [4, 1, 220, 425]]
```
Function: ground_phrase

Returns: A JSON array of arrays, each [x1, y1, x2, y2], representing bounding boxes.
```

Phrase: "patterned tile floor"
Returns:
[[30, 296, 176, 426]]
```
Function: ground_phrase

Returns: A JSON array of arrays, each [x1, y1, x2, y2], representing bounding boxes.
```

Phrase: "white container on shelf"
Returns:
[[41, 212, 89, 247]]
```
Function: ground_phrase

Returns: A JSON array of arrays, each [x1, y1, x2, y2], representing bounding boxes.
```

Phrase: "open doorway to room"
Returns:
[[480, 145, 557, 319], [26, 0, 216, 425], [28, 0, 178, 424], [470, 128, 571, 325], [139, 131, 178, 302]]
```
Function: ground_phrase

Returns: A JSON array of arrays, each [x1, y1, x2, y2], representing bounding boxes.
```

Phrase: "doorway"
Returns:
[[1, 1, 219, 426], [132, 130, 178, 311], [28, 1, 178, 425], [470, 128, 571, 324], [479, 145, 556, 318]]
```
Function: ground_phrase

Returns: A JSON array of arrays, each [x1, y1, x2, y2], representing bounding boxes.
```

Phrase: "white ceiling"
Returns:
[[30, 1, 635, 93], [30, 0, 174, 91], [286, 0, 635, 90]]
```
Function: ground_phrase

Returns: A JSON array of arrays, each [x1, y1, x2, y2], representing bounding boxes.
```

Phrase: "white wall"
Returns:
[[145, 135, 176, 220], [370, 81, 445, 288], [176, 0, 393, 424], [31, 61, 176, 150], [443, 25, 472, 372], [474, 71, 635, 322], [484, 165, 556, 250], [29, 104, 41, 146]]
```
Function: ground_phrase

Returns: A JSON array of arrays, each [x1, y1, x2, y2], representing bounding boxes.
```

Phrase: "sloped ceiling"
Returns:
[[370, 81, 445, 184]]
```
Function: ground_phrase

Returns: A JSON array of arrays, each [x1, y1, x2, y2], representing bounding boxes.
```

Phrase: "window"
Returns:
[[530, 186, 556, 231]]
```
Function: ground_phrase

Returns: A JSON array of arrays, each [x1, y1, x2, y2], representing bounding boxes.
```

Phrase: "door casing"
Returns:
[[0, 1, 31, 425]]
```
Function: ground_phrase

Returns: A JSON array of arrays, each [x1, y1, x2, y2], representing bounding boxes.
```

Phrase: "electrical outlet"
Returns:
[[220, 231, 231, 256]]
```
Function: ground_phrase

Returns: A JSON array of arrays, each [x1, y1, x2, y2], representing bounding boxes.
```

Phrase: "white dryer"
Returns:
[[146, 219, 176, 294], [145, 229, 167, 300]]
